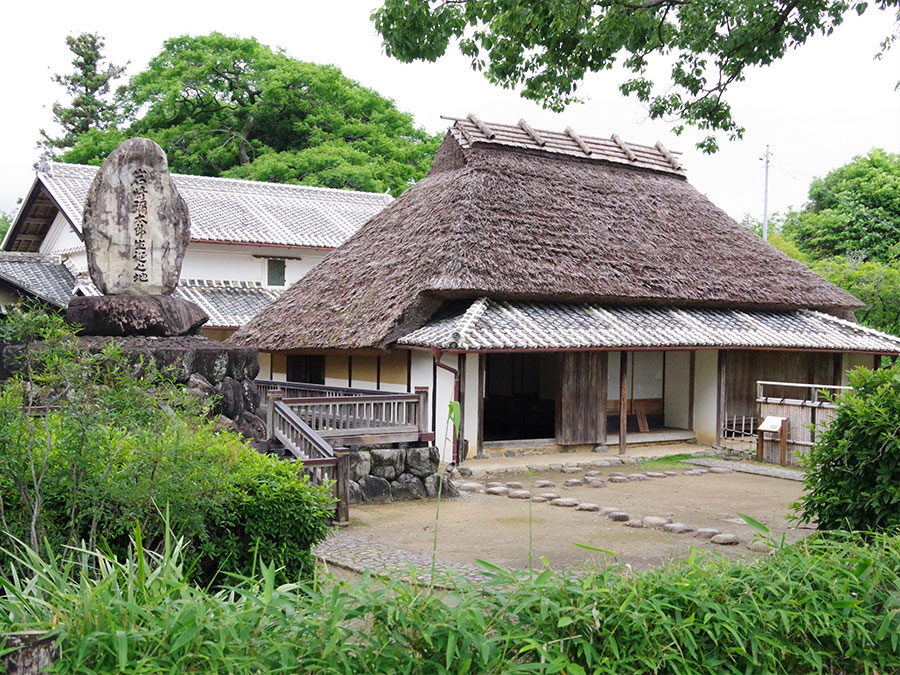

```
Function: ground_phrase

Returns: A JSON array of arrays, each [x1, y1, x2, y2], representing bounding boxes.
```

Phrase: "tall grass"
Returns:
[[3, 529, 900, 673]]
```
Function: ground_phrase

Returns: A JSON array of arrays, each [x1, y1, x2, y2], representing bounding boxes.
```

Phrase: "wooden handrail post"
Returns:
[[415, 386, 429, 434], [266, 390, 283, 441], [333, 447, 351, 526]]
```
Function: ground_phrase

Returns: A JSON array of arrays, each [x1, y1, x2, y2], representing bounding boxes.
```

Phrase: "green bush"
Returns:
[[798, 363, 900, 532], [2, 531, 899, 673], [0, 306, 333, 584]]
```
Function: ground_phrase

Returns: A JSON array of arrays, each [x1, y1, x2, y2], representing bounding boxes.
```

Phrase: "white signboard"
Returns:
[[758, 416, 786, 432]]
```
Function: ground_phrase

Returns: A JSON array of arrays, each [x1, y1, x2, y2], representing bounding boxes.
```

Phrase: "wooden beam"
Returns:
[[518, 118, 547, 146], [619, 351, 628, 455], [716, 350, 727, 446], [565, 126, 593, 156], [611, 133, 637, 161], [655, 141, 682, 170], [458, 353, 467, 462], [477, 354, 485, 458], [467, 113, 496, 139]]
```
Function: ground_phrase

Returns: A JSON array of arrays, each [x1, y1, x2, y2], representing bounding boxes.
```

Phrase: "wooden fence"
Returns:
[[755, 381, 848, 466]]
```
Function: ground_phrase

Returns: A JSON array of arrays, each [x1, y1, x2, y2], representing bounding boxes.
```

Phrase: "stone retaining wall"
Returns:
[[1, 335, 267, 440], [349, 445, 458, 504]]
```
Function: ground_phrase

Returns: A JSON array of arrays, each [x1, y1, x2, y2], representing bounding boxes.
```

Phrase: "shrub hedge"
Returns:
[[2, 532, 898, 674], [0, 307, 333, 584], [798, 363, 900, 532]]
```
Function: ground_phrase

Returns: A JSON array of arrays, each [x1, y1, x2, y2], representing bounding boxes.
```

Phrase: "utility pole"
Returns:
[[760, 145, 772, 242]]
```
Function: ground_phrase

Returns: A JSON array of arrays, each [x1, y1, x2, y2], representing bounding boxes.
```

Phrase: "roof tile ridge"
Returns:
[[451, 297, 489, 347]]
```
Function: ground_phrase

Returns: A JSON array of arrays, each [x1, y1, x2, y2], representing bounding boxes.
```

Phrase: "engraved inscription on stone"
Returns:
[[83, 138, 190, 295]]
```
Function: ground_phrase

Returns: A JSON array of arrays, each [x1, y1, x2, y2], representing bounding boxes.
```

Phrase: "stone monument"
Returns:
[[65, 138, 208, 336], [55, 138, 266, 439]]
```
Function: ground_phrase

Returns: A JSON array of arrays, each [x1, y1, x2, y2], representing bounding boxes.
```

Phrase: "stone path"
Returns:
[[687, 458, 804, 482], [315, 530, 492, 584]]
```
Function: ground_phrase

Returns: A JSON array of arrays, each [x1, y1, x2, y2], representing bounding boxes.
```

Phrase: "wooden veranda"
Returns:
[[255, 380, 433, 524]]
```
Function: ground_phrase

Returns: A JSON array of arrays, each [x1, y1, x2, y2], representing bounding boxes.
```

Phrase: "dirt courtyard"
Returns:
[[347, 463, 812, 572]]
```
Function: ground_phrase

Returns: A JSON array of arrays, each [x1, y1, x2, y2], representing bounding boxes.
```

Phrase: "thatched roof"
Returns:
[[230, 117, 861, 352]]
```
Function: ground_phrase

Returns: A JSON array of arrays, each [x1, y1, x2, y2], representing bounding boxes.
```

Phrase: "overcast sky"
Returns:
[[2, 0, 899, 224]]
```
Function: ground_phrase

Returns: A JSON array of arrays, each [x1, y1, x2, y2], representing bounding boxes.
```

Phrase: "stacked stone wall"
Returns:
[[349, 445, 458, 504]]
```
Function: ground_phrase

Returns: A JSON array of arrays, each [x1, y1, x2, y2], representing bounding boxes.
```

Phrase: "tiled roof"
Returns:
[[398, 298, 900, 354], [0, 252, 77, 307], [33, 162, 393, 249], [444, 114, 685, 176], [75, 278, 282, 329]]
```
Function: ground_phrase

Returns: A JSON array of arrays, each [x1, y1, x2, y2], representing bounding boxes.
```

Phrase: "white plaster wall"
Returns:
[[608, 351, 662, 399], [410, 349, 457, 463], [842, 352, 876, 386], [258, 352, 272, 380], [66, 250, 88, 275], [633, 352, 663, 398], [463, 353, 480, 450], [39, 213, 82, 254], [664, 351, 691, 429], [693, 350, 719, 446], [177, 243, 329, 286]]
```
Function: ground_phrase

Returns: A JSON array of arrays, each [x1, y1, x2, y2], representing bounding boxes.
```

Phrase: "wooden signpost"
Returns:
[[757, 415, 789, 465]]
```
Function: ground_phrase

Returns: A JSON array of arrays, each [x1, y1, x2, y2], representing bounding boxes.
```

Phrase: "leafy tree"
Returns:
[[0, 210, 12, 243], [372, 0, 898, 152], [62, 33, 440, 196], [813, 257, 900, 335], [782, 149, 900, 263], [39, 33, 126, 156]]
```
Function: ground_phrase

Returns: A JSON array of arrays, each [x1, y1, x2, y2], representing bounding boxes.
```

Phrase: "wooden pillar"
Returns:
[[477, 354, 485, 458], [333, 447, 350, 526], [457, 353, 467, 463], [619, 351, 628, 455], [716, 350, 727, 446]]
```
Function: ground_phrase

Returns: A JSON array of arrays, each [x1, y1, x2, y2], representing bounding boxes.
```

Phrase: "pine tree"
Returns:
[[39, 33, 126, 156]]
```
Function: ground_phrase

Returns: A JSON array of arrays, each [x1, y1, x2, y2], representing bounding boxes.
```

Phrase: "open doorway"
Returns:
[[483, 353, 557, 441]]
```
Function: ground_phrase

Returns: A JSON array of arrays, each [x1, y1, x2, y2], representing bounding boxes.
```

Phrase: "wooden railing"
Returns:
[[267, 395, 349, 525], [255, 379, 380, 404]]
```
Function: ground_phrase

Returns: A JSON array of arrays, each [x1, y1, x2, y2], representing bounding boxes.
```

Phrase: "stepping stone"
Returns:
[[486, 481, 504, 488], [508, 489, 532, 499], [694, 528, 721, 539], [564, 478, 584, 487], [610, 471, 626, 477], [747, 540, 774, 553], [711, 533, 740, 546], [533, 479, 555, 488], [621, 457, 636, 465], [641, 515, 672, 528], [562, 466, 582, 474], [683, 470, 705, 476], [550, 497, 579, 508], [590, 460, 610, 467], [607, 511, 630, 521], [585, 478, 606, 488], [693, 469, 709, 475], [486, 486, 510, 496], [624, 519, 644, 528], [537, 492, 561, 501], [599, 507, 622, 515], [627, 474, 648, 481], [504, 481, 525, 490], [710, 467, 733, 474], [644, 472, 667, 478], [548, 463, 564, 471], [584, 470, 603, 478], [505, 466, 528, 474], [576, 503, 599, 512], [526, 465, 543, 473], [606, 458, 623, 465], [565, 462, 585, 468], [458, 482, 485, 493], [662, 523, 694, 534], [531, 496, 548, 503], [608, 476, 628, 484], [664, 471, 678, 476]]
